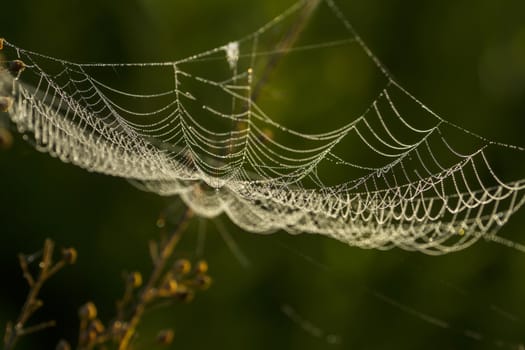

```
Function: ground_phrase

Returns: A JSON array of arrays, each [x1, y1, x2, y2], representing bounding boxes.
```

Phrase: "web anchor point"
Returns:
[[8, 60, 26, 78]]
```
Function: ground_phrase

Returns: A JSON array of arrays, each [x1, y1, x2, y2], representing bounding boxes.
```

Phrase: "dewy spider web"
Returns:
[[1, 0, 524, 255]]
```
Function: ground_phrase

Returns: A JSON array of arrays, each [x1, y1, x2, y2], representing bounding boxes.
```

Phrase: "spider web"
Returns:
[[1, 0, 524, 255]]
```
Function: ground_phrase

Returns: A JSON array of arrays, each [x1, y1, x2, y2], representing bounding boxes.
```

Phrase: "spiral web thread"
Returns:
[[1, 0, 524, 255]]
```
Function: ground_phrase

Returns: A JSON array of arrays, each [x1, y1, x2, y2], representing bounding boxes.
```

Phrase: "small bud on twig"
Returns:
[[61, 248, 77, 264], [173, 259, 191, 275], [194, 260, 208, 274], [193, 274, 212, 290], [174, 285, 194, 303], [128, 271, 143, 288], [158, 279, 178, 297], [78, 302, 97, 321], [156, 329, 175, 346]]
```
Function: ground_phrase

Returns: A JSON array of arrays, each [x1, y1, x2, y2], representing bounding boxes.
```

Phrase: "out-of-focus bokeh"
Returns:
[[1, 0, 524, 349]]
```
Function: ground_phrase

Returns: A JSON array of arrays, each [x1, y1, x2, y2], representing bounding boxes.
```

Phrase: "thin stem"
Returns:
[[118, 208, 193, 350], [4, 239, 56, 350], [229, 0, 320, 157], [251, 0, 321, 102], [17, 321, 56, 337]]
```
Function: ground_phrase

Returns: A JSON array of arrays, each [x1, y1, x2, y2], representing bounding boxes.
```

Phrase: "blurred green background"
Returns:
[[1, 0, 525, 349]]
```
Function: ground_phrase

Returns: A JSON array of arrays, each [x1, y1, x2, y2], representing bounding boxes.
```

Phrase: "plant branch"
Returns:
[[118, 207, 194, 350], [251, 0, 321, 102], [4, 239, 76, 350]]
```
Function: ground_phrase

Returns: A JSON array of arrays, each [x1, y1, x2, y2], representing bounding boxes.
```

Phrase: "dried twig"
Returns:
[[251, 0, 321, 102], [117, 207, 194, 350], [3, 239, 77, 350]]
